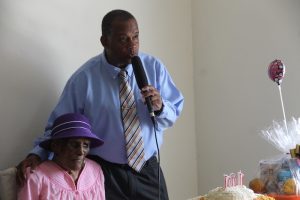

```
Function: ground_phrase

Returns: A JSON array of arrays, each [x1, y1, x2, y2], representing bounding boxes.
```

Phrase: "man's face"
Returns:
[[53, 138, 90, 171], [102, 18, 139, 68]]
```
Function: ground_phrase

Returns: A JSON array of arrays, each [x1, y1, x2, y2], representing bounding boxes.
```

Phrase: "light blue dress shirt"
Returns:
[[30, 52, 184, 164]]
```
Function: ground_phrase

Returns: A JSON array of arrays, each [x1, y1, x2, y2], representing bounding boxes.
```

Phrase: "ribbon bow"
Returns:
[[290, 144, 300, 158]]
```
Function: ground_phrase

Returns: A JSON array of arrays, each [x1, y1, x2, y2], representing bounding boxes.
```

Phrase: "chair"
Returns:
[[0, 167, 17, 200]]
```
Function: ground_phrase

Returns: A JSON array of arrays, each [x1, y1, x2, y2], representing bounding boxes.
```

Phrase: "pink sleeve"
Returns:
[[18, 169, 41, 200]]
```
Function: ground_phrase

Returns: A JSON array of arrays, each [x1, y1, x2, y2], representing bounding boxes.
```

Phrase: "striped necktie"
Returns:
[[119, 70, 146, 172]]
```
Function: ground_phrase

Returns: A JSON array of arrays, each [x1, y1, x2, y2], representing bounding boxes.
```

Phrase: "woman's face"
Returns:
[[52, 138, 90, 171]]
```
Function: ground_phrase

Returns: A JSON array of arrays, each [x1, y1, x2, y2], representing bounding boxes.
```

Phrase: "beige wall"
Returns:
[[3, 0, 298, 198], [192, 0, 300, 195], [0, 1, 197, 199]]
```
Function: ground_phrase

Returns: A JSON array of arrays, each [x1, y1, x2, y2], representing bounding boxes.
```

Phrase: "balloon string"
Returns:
[[278, 85, 288, 134]]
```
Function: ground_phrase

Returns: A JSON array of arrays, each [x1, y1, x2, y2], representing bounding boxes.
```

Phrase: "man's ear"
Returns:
[[100, 36, 107, 48]]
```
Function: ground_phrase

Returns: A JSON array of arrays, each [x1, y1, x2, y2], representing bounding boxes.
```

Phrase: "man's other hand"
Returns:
[[16, 154, 42, 187]]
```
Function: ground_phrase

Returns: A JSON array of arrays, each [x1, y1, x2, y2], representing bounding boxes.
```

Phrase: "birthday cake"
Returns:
[[199, 185, 274, 200], [194, 171, 274, 200]]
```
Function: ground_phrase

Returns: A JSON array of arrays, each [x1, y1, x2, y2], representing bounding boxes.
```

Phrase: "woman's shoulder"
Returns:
[[37, 160, 58, 172], [23, 161, 54, 183], [85, 158, 102, 171], [35, 161, 67, 181]]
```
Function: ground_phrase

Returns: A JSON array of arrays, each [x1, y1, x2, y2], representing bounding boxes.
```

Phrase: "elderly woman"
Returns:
[[18, 113, 105, 200]]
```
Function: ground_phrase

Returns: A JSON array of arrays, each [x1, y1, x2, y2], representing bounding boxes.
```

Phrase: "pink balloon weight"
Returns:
[[268, 59, 285, 85]]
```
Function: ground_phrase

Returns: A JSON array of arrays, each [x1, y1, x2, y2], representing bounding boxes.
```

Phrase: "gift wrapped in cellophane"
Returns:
[[250, 117, 300, 197]]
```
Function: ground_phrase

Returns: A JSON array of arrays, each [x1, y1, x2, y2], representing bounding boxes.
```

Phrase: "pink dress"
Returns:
[[18, 158, 105, 200]]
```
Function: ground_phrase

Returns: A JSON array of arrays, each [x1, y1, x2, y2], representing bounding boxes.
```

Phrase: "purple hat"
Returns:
[[39, 113, 104, 150]]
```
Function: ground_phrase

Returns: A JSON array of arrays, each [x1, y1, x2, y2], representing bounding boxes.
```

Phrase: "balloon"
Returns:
[[268, 59, 285, 85]]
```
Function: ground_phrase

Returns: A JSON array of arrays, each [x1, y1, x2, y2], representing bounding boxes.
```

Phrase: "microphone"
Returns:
[[131, 56, 155, 119]]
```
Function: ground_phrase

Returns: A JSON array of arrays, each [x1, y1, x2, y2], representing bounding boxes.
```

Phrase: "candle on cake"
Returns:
[[224, 171, 244, 188]]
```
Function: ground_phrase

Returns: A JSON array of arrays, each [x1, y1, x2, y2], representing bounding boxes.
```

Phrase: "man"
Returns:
[[17, 9, 184, 200]]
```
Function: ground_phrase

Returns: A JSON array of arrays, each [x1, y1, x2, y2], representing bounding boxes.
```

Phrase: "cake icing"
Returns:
[[204, 185, 257, 200]]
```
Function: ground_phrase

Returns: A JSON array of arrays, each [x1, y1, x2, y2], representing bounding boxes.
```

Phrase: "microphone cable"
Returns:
[[150, 116, 161, 200]]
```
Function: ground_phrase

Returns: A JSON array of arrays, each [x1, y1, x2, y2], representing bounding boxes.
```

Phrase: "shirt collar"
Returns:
[[100, 51, 134, 79]]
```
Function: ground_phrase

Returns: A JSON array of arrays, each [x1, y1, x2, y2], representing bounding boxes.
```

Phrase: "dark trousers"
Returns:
[[87, 155, 169, 200]]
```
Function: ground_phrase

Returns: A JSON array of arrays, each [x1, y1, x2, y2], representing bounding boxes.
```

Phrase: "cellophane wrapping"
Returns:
[[257, 117, 300, 195]]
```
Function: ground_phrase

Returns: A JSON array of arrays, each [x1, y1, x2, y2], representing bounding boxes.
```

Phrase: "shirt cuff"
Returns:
[[154, 100, 171, 119], [154, 102, 164, 116], [29, 146, 49, 161]]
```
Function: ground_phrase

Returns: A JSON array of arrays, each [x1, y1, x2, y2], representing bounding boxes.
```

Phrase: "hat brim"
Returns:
[[39, 129, 104, 151]]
